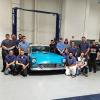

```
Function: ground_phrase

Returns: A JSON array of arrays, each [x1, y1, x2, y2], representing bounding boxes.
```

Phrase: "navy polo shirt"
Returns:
[[79, 42, 90, 53], [16, 55, 29, 65], [69, 47, 77, 55], [10, 39, 18, 47], [1, 39, 12, 52], [67, 56, 77, 66], [5, 55, 16, 64]]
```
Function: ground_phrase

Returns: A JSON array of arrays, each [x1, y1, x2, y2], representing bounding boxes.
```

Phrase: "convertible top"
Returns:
[[29, 44, 49, 47]]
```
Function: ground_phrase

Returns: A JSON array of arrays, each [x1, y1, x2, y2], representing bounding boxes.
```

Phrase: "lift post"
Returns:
[[12, 7, 61, 40]]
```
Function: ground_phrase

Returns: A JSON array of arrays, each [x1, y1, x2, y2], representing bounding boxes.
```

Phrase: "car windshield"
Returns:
[[31, 46, 50, 52]]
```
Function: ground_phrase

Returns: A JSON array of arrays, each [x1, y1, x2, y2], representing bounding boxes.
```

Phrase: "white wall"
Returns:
[[86, 0, 100, 41], [0, 0, 12, 44], [0, 0, 100, 46], [61, 0, 100, 41], [61, 0, 86, 40], [0, 0, 12, 68], [13, 0, 62, 44], [12, 0, 35, 43], [34, 0, 62, 45], [20, 0, 35, 43], [18, 0, 100, 43]]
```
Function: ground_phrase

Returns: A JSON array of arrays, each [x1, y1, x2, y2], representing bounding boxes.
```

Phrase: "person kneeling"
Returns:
[[4, 50, 16, 75], [77, 52, 88, 77], [16, 49, 29, 77], [65, 52, 77, 78]]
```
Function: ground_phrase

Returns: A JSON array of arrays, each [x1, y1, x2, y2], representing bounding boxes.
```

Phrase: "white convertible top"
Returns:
[[29, 44, 49, 47]]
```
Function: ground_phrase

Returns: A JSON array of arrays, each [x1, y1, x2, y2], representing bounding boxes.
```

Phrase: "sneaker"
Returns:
[[83, 73, 88, 77], [4, 68, 11, 75], [71, 75, 76, 78], [1, 69, 4, 72]]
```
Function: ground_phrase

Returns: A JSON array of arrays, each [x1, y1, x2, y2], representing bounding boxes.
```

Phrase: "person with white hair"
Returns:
[[77, 52, 88, 77]]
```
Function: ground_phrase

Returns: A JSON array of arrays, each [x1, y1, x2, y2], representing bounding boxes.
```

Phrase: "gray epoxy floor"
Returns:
[[0, 71, 100, 100], [0, 53, 100, 100]]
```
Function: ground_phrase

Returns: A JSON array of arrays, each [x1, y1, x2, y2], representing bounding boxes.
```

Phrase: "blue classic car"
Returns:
[[29, 46, 66, 71]]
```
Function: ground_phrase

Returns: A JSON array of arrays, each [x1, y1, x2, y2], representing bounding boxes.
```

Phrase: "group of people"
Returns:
[[49, 37, 100, 77], [1, 34, 29, 76], [0, 33, 100, 77]]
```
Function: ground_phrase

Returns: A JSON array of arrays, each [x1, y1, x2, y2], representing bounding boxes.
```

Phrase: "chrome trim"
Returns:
[[30, 67, 65, 71]]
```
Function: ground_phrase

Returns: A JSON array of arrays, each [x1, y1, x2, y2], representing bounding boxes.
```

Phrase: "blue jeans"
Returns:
[[4, 64, 16, 75]]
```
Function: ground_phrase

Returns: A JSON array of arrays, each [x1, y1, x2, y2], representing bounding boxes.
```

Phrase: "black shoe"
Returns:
[[22, 74, 27, 77], [1, 69, 5, 72], [83, 73, 88, 77], [89, 71, 92, 72], [71, 75, 76, 78]]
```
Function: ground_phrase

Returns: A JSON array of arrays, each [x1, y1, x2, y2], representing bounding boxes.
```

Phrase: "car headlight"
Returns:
[[32, 58, 36, 63], [62, 59, 66, 63]]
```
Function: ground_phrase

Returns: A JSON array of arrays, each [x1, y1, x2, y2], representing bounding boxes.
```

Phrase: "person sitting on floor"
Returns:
[[77, 52, 88, 77], [65, 52, 77, 78], [4, 50, 16, 75], [16, 49, 29, 77]]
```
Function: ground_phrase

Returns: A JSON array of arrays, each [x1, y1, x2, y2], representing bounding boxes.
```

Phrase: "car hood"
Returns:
[[29, 51, 64, 64]]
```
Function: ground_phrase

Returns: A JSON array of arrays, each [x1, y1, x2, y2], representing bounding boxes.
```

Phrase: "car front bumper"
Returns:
[[29, 63, 65, 71], [30, 67, 65, 71]]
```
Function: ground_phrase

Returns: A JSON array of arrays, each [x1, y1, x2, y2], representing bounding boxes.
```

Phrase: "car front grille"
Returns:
[[30, 64, 65, 71], [38, 64, 63, 68]]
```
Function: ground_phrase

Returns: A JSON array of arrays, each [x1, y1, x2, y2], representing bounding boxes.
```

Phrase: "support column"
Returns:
[[12, 0, 21, 36], [12, 8, 17, 35]]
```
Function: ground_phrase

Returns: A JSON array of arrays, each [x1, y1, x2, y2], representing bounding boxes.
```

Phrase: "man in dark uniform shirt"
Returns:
[[79, 36, 90, 59], [88, 41, 99, 73], [16, 49, 29, 77], [11, 34, 19, 56], [69, 41, 78, 57], [4, 50, 16, 75], [1, 34, 15, 72]]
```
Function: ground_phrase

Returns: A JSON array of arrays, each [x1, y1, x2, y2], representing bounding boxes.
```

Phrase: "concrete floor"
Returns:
[[0, 51, 100, 100], [0, 71, 100, 100]]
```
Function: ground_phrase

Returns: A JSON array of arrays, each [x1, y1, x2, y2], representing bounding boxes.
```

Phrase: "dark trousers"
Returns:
[[88, 59, 96, 73], [16, 65, 28, 76], [24, 53, 28, 56], [13, 48, 19, 56], [4, 64, 16, 75], [10, 65, 16, 72], [2, 51, 8, 72], [2, 55, 6, 71], [81, 66, 88, 74]]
